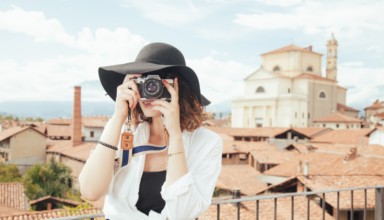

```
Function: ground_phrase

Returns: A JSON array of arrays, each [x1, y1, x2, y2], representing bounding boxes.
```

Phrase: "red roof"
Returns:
[[47, 141, 96, 162], [364, 100, 384, 110], [0, 126, 45, 142], [337, 103, 359, 112], [216, 165, 267, 195], [0, 182, 28, 211], [311, 128, 372, 144], [294, 73, 336, 82], [313, 112, 362, 123], [261, 44, 322, 56], [0, 208, 103, 220]]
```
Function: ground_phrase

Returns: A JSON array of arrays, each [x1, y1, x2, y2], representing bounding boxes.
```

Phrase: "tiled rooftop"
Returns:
[[46, 141, 96, 162], [216, 165, 267, 195], [261, 44, 322, 56], [310, 128, 372, 144], [0, 182, 28, 211], [250, 150, 298, 164], [0, 208, 103, 220], [298, 175, 384, 210], [264, 151, 384, 177], [313, 112, 362, 123]]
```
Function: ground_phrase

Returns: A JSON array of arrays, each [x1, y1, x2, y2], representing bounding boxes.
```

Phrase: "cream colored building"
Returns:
[[0, 126, 46, 173], [232, 34, 347, 128]]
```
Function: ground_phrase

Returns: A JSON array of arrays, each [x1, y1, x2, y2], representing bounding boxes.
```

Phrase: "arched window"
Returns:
[[307, 66, 313, 72], [273, 66, 280, 72], [256, 86, 265, 93], [319, 91, 326, 99]]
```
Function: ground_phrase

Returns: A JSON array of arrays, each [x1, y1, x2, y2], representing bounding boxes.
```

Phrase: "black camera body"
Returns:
[[135, 75, 174, 100]]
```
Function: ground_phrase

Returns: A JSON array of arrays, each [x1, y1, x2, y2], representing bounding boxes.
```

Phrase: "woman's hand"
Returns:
[[113, 74, 141, 121], [151, 77, 181, 137]]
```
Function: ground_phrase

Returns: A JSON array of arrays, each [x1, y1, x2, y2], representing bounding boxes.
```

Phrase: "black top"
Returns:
[[135, 170, 167, 215]]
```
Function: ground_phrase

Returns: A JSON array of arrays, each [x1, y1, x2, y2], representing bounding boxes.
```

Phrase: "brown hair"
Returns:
[[132, 76, 206, 131]]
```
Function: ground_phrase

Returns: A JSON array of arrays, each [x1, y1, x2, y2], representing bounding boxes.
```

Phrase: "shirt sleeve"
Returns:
[[160, 135, 222, 219]]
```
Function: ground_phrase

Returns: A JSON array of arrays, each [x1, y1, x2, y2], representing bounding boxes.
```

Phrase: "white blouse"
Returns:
[[103, 122, 222, 220]]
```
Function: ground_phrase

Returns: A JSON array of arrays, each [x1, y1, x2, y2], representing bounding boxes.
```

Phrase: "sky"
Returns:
[[0, 0, 383, 111]]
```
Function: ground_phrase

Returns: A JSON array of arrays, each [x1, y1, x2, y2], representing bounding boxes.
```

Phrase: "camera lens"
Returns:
[[143, 78, 162, 98]]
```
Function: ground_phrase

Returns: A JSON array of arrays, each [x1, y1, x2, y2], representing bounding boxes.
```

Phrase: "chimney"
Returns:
[[232, 189, 241, 199], [344, 147, 357, 161], [72, 86, 82, 146]]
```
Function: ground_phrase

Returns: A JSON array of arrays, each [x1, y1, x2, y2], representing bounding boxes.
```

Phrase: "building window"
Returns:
[[256, 86, 265, 93], [336, 124, 339, 128], [319, 91, 326, 99], [302, 113, 304, 118], [288, 88, 291, 93], [323, 124, 326, 127], [90, 131, 94, 138], [308, 113, 310, 119], [295, 112, 297, 118], [273, 66, 280, 72], [307, 66, 313, 72]]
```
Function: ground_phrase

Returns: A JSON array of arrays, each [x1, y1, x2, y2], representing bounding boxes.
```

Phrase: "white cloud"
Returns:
[[254, 0, 304, 7], [120, 0, 237, 27], [188, 56, 253, 104], [234, 0, 384, 38], [0, 5, 74, 45], [338, 62, 384, 110], [0, 6, 149, 102]]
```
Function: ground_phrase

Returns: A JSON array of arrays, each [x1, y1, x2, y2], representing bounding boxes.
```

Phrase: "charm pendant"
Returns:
[[121, 131, 134, 150]]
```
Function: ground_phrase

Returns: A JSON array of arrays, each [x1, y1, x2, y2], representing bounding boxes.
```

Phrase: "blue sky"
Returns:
[[0, 0, 383, 111]]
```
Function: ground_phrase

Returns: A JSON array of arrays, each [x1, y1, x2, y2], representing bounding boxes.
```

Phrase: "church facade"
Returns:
[[232, 34, 347, 128]]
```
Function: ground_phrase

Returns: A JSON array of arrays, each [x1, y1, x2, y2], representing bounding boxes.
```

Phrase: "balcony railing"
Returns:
[[51, 185, 384, 220]]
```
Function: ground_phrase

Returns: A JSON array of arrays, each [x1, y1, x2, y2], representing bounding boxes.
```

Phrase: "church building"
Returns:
[[232, 34, 348, 128]]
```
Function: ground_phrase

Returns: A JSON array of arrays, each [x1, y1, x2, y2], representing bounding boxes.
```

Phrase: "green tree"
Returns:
[[0, 164, 22, 182], [23, 158, 72, 200]]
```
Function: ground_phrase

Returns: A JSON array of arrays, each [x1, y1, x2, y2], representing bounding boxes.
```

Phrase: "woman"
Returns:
[[79, 42, 222, 220]]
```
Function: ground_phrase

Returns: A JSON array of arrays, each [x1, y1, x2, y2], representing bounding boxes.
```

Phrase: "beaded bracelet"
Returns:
[[98, 140, 118, 151]]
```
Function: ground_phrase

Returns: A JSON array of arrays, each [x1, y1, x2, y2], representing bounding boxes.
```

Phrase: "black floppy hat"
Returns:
[[98, 42, 210, 106]]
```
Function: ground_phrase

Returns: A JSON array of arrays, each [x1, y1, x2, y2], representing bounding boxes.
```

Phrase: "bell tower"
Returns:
[[326, 33, 338, 81]]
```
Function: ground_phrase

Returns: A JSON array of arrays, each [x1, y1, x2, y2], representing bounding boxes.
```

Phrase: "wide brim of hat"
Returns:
[[98, 61, 210, 106]]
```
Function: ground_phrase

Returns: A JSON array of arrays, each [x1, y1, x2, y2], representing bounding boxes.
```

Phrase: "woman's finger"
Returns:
[[162, 78, 178, 104]]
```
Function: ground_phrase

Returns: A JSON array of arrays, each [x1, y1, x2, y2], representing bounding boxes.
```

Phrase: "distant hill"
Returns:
[[0, 100, 232, 120]]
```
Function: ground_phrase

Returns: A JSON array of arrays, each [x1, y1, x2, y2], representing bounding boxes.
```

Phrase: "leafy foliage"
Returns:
[[23, 158, 72, 200], [0, 164, 22, 182]]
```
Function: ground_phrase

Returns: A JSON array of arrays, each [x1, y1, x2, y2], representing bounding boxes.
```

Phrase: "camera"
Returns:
[[134, 75, 174, 100]]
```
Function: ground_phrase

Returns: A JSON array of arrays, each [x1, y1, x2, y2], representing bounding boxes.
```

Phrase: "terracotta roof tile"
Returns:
[[0, 182, 28, 211], [0, 126, 45, 142], [294, 73, 335, 82], [313, 112, 362, 123], [216, 165, 267, 195], [311, 128, 372, 144], [200, 196, 333, 219], [264, 151, 384, 177], [46, 124, 71, 137], [290, 127, 332, 138], [0, 208, 103, 220], [298, 175, 384, 210], [223, 141, 275, 154], [261, 44, 322, 56], [82, 116, 109, 128], [229, 127, 288, 138], [47, 141, 96, 162], [337, 103, 359, 112], [250, 150, 298, 164], [364, 100, 384, 110], [29, 196, 81, 206], [311, 143, 384, 158], [45, 118, 71, 125]]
